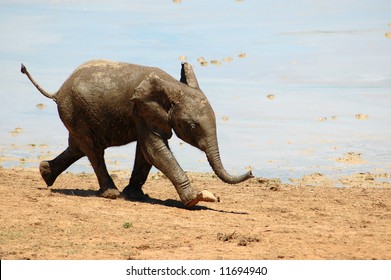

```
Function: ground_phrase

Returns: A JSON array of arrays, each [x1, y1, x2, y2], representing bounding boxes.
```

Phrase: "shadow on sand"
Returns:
[[49, 188, 249, 215]]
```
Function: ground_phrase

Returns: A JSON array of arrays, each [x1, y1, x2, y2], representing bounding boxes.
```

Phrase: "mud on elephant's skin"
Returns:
[[21, 60, 253, 207]]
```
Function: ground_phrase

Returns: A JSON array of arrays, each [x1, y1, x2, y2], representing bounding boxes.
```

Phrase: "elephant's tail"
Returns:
[[21, 63, 57, 103]]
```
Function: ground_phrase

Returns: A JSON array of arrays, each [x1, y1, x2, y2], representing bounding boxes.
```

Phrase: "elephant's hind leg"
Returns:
[[40, 135, 84, 186], [122, 143, 152, 201], [78, 142, 120, 199]]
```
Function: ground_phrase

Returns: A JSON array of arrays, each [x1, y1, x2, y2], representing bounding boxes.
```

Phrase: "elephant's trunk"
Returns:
[[204, 136, 253, 184]]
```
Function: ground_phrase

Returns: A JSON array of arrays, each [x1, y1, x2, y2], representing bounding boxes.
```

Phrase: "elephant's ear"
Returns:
[[180, 62, 199, 89], [131, 74, 173, 139]]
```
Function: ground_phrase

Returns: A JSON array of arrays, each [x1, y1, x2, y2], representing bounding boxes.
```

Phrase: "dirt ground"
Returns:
[[0, 167, 390, 260]]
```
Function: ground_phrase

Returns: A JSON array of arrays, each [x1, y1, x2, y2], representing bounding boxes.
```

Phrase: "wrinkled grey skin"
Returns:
[[21, 60, 253, 207]]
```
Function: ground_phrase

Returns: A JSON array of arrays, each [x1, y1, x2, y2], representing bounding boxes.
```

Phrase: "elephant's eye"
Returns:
[[190, 123, 196, 130]]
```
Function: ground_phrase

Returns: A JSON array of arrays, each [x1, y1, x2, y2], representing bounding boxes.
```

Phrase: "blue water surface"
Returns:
[[1, 0, 390, 181]]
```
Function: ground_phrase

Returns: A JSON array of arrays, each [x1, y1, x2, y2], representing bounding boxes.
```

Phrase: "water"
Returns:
[[1, 0, 390, 182]]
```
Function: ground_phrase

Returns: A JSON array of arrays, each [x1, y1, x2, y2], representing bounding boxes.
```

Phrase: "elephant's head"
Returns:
[[132, 63, 253, 184]]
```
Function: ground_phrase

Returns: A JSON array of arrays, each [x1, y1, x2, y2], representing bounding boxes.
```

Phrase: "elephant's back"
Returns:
[[57, 59, 176, 102], [60, 60, 148, 98], [73, 59, 128, 72]]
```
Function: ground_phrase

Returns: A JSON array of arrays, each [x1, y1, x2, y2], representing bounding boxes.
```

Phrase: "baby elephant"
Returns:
[[21, 60, 253, 207]]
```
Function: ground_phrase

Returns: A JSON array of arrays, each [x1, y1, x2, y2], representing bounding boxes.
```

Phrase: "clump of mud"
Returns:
[[355, 113, 369, 120], [335, 152, 366, 164], [36, 103, 46, 110], [266, 94, 275, 100], [9, 127, 23, 136], [210, 60, 222, 66], [238, 53, 247, 58], [290, 173, 336, 188], [290, 171, 391, 189], [196, 52, 246, 67], [197, 190, 220, 203], [221, 116, 229, 122], [217, 232, 260, 246], [197, 57, 208, 66], [339, 172, 391, 188]]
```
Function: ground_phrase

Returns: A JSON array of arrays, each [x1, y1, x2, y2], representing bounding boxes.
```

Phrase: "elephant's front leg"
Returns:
[[138, 128, 218, 207], [122, 143, 152, 200]]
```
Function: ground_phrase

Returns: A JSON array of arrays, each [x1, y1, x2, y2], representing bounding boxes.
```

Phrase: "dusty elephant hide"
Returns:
[[21, 60, 252, 207]]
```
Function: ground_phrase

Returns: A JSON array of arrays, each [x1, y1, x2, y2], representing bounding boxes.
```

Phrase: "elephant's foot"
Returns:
[[185, 190, 220, 208], [39, 161, 56, 187], [121, 186, 147, 201], [98, 188, 121, 199]]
